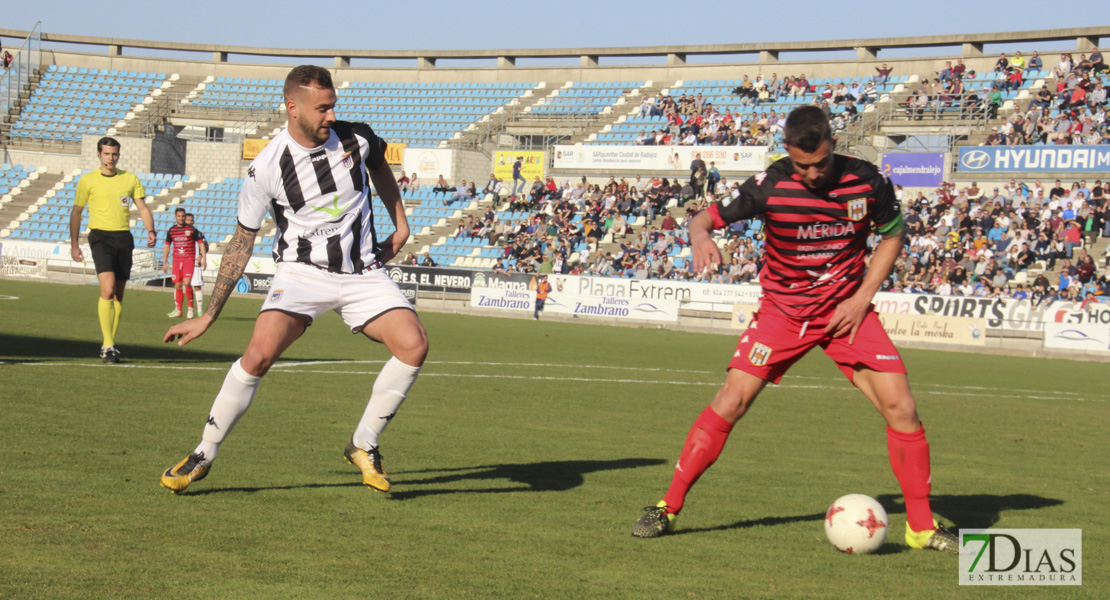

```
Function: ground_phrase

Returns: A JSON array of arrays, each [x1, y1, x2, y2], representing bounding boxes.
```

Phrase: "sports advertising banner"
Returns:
[[384, 143, 406, 166], [1043, 322, 1110, 352], [879, 153, 945, 187], [471, 286, 681, 321], [878, 313, 987, 346], [493, 151, 545, 182], [550, 273, 762, 311], [871, 293, 1110, 332], [469, 287, 534, 313], [957, 146, 1110, 173], [242, 139, 270, 161], [552, 145, 766, 172], [545, 290, 680, 321], [386, 264, 474, 294], [402, 148, 453, 182], [731, 303, 758, 329]]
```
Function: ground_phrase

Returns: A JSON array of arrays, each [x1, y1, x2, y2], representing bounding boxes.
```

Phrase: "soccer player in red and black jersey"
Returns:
[[632, 106, 958, 553], [184, 212, 209, 314], [163, 207, 203, 318]]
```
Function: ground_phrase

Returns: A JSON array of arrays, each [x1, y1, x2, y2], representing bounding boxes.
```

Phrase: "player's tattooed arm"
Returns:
[[205, 224, 257, 320]]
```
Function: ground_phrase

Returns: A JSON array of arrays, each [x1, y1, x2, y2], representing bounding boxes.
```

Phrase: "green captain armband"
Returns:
[[873, 213, 904, 238]]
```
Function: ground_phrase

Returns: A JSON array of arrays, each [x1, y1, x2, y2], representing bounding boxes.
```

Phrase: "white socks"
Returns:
[[193, 359, 261, 465], [352, 357, 422, 451], [194, 288, 204, 313], [189, 356, 419, 464]]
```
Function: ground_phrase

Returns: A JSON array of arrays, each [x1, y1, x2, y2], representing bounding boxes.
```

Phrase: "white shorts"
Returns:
[[261, 262, 415, 333], [191, 266, 205, 287]]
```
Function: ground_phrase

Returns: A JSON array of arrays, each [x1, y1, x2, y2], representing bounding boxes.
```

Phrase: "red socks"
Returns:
[[185, 286, 195, 308], [174, 287, 183, 310], [887, 425, 934, 532], [662, 406, 734, 515]]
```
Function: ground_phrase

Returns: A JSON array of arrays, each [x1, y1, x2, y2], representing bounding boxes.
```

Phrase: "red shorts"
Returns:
[[729, 302, 906, 384], [172, 259, 196, 283]]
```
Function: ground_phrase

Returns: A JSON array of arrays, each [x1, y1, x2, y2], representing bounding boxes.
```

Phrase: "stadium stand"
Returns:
[[335, 81, 538, 148], [6, 170, 186, 242], [7, 65, 171, 144], [0, 27, 1106, 300]]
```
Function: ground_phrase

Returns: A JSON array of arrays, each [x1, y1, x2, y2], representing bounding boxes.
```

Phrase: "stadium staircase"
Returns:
[[496, 81, 643, 151], [0, 68, 42, 140], [574, 81, 669, 145], [0, 168, 65, 237], [446, 83, 548, 153]]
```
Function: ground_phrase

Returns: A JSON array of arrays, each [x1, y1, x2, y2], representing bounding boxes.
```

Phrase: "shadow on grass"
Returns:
[[876, 493, 1064, 531], [179, 482, 364, 496], [0, 332, 345, 365], [386, 458, 668, 501], [0, 332, 244, 363], [176, 458, 667, 499], [672, 493, 1063, 539]]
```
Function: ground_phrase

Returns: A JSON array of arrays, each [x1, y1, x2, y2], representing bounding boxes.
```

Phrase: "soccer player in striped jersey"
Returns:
[[184, 213, 208, 315], [163, 207, 203, 318], [160, 65, 427, 494], [632, 106, 958, 553]]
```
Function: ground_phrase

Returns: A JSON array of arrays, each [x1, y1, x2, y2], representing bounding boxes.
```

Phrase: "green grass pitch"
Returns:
[[1, 278, 1105, 599]]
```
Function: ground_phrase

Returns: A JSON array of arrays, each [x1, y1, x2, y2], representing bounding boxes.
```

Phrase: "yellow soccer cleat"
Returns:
[[160, 452, 211, 493], [344, 438, 390, 492], [905, 519, 959, 553]]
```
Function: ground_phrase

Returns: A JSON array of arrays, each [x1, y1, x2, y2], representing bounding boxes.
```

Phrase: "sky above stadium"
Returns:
[[3, 0, 1101, 59]]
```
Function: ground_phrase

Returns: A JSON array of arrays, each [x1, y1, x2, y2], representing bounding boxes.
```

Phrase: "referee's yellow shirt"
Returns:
[[74, 170, 146, 232]]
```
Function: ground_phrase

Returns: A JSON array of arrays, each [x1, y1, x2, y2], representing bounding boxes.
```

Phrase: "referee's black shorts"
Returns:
[[88, 229, 135, 280]]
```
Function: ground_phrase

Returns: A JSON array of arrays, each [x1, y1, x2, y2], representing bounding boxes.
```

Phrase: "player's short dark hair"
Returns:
[[284, 65, 334, 99], [175, 207, 186, 214], [96, 136, 120, 153], [185, 212, 194, 218], [783, 106, 833, 153]]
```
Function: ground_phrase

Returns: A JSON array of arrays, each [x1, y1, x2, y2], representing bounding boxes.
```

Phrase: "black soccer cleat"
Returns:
[[632, 501, 676, 538]]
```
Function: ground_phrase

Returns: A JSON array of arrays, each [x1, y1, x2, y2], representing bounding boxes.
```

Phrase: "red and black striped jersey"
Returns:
[[708, 155, 900, 319], [164, 225, 203, 262]]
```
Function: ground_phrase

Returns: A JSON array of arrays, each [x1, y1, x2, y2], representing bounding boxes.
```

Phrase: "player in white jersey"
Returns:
[[160, 65, 428, 494]]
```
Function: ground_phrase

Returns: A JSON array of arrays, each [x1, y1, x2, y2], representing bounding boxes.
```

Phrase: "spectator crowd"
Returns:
[[400, 50, 1110, 303], [402, 169, 1109, 305]]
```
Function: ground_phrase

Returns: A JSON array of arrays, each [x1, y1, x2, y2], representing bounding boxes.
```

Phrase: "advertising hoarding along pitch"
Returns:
[[879, 153, 945, 187], [552, 145, 766, 172], [957, 146, 1110, 173]]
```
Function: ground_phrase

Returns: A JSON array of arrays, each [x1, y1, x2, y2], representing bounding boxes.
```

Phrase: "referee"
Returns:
[[70, 137, 156, 363]]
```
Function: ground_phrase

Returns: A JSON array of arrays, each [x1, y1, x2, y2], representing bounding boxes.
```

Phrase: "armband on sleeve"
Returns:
[[874, 213, 905, 237], [707, 203, 729, 230]]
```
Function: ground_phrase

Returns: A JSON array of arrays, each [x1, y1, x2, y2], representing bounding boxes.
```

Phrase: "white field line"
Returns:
[[2, 359, 1100, 402]]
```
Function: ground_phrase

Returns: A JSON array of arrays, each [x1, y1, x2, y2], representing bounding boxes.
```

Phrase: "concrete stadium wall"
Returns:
[[1, 148, 84, 174], [35, 48, 1036, 88], [7, 26, 1104, 85], [184, 140, 243, 182], [453, 150, 495, 193], [80, 134, 153, 175]]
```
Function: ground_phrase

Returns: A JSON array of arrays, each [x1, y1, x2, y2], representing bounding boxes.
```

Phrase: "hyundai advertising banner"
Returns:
[[880, 153, 945, 187], [957, 146, 1110, 173]]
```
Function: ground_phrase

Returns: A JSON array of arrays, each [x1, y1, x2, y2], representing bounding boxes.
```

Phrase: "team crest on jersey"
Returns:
[[847, 198, 867, 221], [120, 196, 131, 207], [269, 289, 284, 303], [341, 152, 354, 170], [749, 342, 772, 366]]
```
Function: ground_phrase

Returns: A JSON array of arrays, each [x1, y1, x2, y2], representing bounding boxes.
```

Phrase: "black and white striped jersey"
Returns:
[[238, 121, 388, 273]]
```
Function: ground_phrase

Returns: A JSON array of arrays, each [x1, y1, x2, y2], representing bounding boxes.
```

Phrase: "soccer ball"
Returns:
[[824, 494, 889, 554]]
